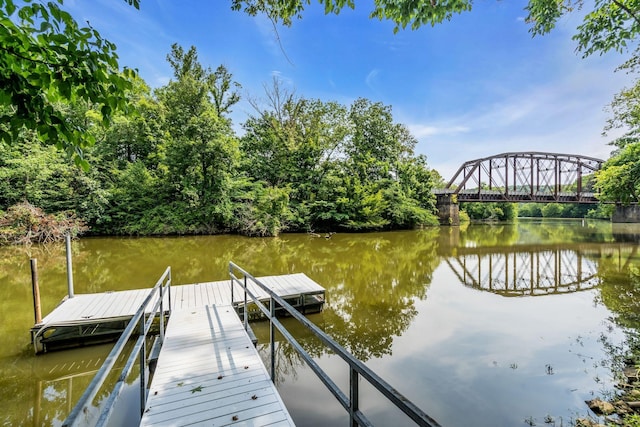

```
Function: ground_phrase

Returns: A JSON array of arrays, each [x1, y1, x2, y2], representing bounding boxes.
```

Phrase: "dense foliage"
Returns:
[[460, 202, 517, 221], [0, 0, 135, 168], [460, 200, 615, 221], [231, 0, 640, 63], [0, 44, 440, 238], [517, 202, 614, 219], [1, 0, 637, 242], [596, 77, 640, 205]]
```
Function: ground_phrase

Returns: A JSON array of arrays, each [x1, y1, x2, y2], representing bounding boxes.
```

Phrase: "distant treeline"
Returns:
[[461, 201, 613, 221], [0, 45, 442, 238]]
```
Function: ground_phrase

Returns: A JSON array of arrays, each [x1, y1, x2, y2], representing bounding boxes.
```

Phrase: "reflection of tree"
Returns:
[[247, 229, 442, 364], [597, 252, 640, 330], [2, 229, 444, 425], [457, 223, 518, 249], [452, 220, 614, 255], [0, 341, 136, 426]]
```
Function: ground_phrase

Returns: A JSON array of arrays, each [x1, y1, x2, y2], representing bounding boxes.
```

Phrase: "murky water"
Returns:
[[1, 220, 639, 426]]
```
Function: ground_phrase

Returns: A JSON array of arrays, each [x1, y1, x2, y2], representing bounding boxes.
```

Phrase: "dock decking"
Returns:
[[140, 305, 295, 426], [31, 273, 325, 352]]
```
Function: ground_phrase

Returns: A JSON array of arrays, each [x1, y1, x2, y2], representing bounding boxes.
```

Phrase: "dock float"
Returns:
[[140, 305, 295, 426], [31, 273, 325, 353]]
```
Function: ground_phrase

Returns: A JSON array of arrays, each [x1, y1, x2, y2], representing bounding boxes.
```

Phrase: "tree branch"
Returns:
[[611, 0, 640, 28], [0, 39, 67, 70]]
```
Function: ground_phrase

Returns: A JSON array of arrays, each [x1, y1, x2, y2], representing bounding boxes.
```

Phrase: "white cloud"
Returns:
[[365, 68, 380, 89], [409, 55, 634, 179], [408, 124, 470, 138]]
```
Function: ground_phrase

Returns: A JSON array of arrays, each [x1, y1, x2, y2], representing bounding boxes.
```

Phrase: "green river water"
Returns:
[[1, 219, 640, 426]]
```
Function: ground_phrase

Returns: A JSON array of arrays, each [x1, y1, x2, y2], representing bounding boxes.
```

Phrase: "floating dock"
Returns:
[[31, 273, 325, 353], [140, 304, 295, 426]]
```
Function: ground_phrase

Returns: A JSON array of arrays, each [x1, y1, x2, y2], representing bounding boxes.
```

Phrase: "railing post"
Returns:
[[159, 279, 165, 344], [167, 268, 172, 314], [270, 296, 276, 382], [139, 316, 147, 415], [350, 367, 359, 427], [243, 275, 248, 330], [230, 271, 234, 304]]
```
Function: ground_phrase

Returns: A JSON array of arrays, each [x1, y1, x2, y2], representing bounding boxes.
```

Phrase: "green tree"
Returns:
[[541, 203, 563, 218], [462, 202, 517, 221], [604, 78, 640, 151], [242, 81, 348, 190], [156, 44, 241, 230], [518, 203, 543, 217], [595, 142, 640, 204], [0, 0, 134, 167], [231, 0, 640, 61]]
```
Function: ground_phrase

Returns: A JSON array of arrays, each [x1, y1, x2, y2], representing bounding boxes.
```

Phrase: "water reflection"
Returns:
[[0, 344, 126, 427], [1, 220, 640, 426], [446, 246, 618, 296]]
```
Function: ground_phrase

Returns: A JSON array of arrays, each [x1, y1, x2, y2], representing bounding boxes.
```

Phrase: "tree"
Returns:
[[0, 0, 134, 168], [595, 142, 640, 204], [462, 202, 517, 221], [230, 1, 640, 60], [156, 44, 242, 230], [604, 78, 640, 151], [341, 98, 438, 230]]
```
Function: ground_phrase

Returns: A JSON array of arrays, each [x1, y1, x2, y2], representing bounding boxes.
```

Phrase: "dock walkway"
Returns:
[[140, 305, 295, 426]]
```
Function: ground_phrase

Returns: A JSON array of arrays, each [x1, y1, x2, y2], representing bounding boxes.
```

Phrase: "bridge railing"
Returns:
[[62, 267, 172, 427], [434, 188, 597, 201], [229, 261, 441, 427]]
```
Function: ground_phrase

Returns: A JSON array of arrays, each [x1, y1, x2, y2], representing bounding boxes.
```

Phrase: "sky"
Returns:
[[64, 0, 637, 179]]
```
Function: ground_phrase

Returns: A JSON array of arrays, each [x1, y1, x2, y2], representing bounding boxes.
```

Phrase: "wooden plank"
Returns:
[[141, 305, 295, 427]]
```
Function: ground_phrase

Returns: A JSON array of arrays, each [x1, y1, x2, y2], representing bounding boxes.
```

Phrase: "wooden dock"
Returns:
[[140, 305, 295, 426], [32, 273, 325, 353]]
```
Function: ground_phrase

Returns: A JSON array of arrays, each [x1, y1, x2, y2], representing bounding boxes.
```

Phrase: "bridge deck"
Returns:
[[140, 304, 295, 426]]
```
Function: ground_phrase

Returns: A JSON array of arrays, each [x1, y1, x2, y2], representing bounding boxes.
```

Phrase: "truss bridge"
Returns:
[[440, 152, 604, 203]]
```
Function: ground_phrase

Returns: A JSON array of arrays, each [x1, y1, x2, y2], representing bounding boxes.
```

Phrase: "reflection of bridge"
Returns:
[[445, 243, 637, 297]]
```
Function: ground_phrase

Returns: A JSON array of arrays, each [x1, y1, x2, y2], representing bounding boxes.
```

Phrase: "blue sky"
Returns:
[[65, 0, 636, 179]]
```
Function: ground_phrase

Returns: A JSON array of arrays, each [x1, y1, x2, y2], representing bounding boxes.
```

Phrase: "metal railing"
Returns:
[[229, 261, 441, 427], [62, 266, 172, 427]]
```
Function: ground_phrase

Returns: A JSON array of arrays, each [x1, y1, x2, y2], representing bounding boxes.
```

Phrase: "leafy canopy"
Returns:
[[0, 0, 135, 168], [230, 0, 640, 58], [595, 142, 640, 204]]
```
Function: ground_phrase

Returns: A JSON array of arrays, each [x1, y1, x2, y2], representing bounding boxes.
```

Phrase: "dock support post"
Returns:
[[65, 234, 75, 298], [30, 258, 42, 325]]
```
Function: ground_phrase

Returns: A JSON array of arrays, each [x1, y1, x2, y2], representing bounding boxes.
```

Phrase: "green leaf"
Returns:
[[190, 385, 204, 393]]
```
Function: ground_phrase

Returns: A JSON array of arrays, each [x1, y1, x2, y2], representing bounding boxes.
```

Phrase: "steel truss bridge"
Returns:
[[445, 243, 637, 297], [441, 152, 604, 203]]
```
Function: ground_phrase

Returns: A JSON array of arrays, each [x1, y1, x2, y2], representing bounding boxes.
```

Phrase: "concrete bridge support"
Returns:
[[612, 204, 640, 223], [436, 193, 460, 226]]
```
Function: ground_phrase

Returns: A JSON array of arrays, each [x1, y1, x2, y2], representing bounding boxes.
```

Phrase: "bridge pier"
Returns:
[[436, 193, 460, 226], [612, 204, 640, 223]]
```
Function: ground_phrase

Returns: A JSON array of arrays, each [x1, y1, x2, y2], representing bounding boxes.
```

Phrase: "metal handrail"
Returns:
[[228, 261, 441, 427], [62, 266, 172, 427]]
